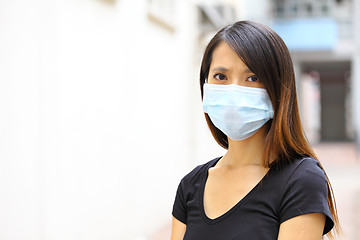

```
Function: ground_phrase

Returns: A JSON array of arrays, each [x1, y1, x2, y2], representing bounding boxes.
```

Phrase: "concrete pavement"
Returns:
[[314, 142, 360, 240]]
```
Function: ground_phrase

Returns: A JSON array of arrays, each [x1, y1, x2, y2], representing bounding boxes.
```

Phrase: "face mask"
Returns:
[[202, 83, 274, 141]]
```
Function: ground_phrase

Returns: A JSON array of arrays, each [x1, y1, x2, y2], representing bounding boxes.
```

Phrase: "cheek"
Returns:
[[255, 82, 266, 89], [208, 79, 217, 84], [207, 73, 216, 84], [246, 81, 266, 89]]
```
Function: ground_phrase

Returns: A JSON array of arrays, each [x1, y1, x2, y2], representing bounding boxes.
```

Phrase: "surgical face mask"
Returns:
[[202, 83, 274, 141]]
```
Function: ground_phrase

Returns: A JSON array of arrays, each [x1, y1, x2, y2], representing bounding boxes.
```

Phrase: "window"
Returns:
[[273, 0, 332, 18]]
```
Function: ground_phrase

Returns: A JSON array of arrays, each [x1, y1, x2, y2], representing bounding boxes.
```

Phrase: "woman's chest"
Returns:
[[183, 167, 282, 239], [184, 200, 280, 240], [203, 167, 268, 220]]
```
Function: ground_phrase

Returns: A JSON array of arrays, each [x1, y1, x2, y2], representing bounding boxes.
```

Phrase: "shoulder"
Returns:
[[277, 156, 327, 184], [278, 156, 328, 199], [296, 157, 325, 174], [180, 157, 220, 186], [268, 156, 328, 205], [278, 156, 334, 234], [288, 157, 327, 184], [172, 157, 220, 215], [173, 158, 220, 224]]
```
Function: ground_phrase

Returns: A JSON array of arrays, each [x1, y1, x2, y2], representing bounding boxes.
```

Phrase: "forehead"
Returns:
[[210, 41, 249, 71]]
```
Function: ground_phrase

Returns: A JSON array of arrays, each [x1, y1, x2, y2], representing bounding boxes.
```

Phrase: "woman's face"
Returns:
[[207, 41, 265, 89]]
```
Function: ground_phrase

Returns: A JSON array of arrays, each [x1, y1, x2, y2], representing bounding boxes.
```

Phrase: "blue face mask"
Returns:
[[202, 83, 274, 141]]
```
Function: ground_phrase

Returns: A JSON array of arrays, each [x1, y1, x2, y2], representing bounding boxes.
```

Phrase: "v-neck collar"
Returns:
[[199, 157, 273, 225]]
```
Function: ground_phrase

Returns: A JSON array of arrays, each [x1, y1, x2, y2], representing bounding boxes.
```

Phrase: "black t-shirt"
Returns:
[[172, 157, 334, 239]]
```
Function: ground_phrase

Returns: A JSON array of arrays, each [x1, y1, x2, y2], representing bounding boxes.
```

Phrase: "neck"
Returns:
[[219, 124, 268, 168]]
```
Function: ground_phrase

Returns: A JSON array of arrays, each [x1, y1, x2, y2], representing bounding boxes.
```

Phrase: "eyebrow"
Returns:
[[211, 66, 254, 74], [212, 67, 228, 72]]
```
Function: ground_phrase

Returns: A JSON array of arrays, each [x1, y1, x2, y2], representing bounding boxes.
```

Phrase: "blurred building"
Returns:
[[247, 0, 360, 147], [197, 0, 360, 148], [270, 0, 359, 146]]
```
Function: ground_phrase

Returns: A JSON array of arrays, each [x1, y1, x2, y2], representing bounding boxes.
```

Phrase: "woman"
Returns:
[[171, 21, 339, 239]]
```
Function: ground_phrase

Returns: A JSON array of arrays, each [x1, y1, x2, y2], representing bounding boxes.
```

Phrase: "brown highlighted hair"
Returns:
[[199, 20, 339, 238]]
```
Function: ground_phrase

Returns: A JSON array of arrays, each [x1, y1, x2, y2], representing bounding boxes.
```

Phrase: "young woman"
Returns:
[[171, 21, 339, 240]]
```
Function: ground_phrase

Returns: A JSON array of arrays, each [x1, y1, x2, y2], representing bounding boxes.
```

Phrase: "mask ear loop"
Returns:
[[202, 79, 208, 100]]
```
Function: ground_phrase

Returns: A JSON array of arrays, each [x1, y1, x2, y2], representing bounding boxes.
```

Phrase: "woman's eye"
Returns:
[[214, 73, 227, 81], [246, 75, 259, 82]]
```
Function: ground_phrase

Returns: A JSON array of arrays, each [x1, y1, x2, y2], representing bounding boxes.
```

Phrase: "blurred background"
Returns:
[[0, 0, 359, 239]]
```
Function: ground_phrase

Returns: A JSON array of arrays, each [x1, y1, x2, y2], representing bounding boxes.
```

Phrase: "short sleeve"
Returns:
[[172, 178, 187, 224], [279, 158, 334, 235]]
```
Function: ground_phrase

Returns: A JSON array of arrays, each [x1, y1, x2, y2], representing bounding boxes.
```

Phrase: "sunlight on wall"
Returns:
[[0, 0, 221, 239]]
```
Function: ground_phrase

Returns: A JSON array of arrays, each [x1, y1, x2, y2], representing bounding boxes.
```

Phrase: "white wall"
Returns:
[[0, 0, 225, 239]]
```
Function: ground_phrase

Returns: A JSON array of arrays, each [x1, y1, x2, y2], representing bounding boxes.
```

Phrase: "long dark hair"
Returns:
[[199, 20, 339, 238]]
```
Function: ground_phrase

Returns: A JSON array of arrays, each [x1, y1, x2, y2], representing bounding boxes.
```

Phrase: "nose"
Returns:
[[228, 77, 244, 86]]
